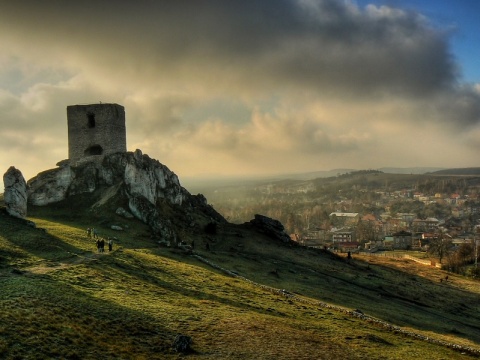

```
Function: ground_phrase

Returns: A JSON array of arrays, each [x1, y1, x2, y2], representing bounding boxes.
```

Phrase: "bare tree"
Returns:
[[428, 234, 452, 264]]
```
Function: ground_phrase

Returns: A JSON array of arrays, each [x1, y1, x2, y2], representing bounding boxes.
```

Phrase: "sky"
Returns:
[[1, 0, 479, 190]]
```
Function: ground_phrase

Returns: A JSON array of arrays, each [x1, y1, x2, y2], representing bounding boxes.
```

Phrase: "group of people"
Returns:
[[86, 227, 113, 253], [86, 227, 98, 239], [95, 237, 113, 252]]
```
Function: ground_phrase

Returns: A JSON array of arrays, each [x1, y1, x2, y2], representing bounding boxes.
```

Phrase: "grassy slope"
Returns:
[[1, 205, 480, 359]]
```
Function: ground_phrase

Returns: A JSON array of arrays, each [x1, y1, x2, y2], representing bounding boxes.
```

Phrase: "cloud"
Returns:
[[440, 86, 480, 127], [0, 0, 479, 188], [0, 0, 459, 97]]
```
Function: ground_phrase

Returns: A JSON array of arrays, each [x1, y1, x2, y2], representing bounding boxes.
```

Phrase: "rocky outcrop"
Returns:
[[247, 214, 292, 243], [127, 193, 176, 240], [28, 166, 74, 206], [29, 149, 188, 207], [27, 150, 225, 240], [3, 166, 28, 218], [116, 207, 134, 219]]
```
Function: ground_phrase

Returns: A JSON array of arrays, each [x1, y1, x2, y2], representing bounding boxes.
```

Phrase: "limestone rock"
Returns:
[[3, 166, 28, 218], [27, 150, 226, 239], [27, 150, 189, 207], [248, 214, 292, 243], [28, 166, 74, 206], [128, 195, 177, 242], [116, 207, 134, 218]]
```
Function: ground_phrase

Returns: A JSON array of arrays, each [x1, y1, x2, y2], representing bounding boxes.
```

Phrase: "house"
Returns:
[[329, 212, 359, 225], [397, 213, 415, 228], [392, 230, 412, 249], [290, 233, 302, 244], [411, 233, 423, 250], [302, 228, 328, 247], [413, 192, 424, 199], [451, 193, 461, 201], [451, 238, 473, 248], [361, 214, 377, 222], [383, 236, 394, 249], [364, 240, 384, 251], [335, 242, 360, 252], [332, 230, 354, 243], [412, 218, 439, 231]]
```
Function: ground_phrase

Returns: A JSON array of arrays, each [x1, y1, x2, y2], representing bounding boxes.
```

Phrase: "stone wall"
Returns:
[[67, 103, 126, 162]]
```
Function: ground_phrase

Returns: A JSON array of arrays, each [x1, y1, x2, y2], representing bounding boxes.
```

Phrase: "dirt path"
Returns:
[[24, 251, 112, 275]]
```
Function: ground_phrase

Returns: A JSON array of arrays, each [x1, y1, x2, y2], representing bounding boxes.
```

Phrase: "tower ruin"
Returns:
[[67, 103, 126, 162]]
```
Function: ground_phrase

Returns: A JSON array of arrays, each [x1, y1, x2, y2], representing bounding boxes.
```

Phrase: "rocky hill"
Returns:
[[5, 150, 289, 247], [24, 150, 225, 242], [2, 152, 480, 358]]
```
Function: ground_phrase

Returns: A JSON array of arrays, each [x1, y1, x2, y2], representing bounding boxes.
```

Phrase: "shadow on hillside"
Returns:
[[192, 239, 480, 345], [308, 254, 480, 344], [0, 269, 177, 359], [3, 208, 480, 347], [0, 220, 87, 264]]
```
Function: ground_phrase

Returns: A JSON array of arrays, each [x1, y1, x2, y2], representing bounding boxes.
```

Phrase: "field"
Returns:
[[1, 203, 480, 359]]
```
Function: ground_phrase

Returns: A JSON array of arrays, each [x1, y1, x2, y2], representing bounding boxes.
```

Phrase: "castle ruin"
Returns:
[[67, 103, 126, 162]]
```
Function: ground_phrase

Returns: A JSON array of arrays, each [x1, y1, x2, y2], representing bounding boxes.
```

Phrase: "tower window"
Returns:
[[87, 112, 96, 128]]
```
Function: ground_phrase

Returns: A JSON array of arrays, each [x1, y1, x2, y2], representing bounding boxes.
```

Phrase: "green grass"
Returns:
[[1, 206, 480, 359]]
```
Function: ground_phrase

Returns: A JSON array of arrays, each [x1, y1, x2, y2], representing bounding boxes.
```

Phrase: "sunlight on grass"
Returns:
[[1, 209, 479, 359]]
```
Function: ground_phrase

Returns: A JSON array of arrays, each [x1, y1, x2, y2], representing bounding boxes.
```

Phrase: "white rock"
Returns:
[[3, 166, 28, 218], [27, 166, 74, 206]]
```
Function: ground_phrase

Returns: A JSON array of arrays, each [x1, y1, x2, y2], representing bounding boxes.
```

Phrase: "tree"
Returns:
[[428, 235, 452, 264], [443, 242, 475, 274], [356, 219, 376, 243]]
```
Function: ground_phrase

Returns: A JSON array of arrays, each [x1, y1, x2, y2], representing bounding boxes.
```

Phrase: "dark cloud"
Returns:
[[0, 0, 459, 97], [441, 86, 480, 127]]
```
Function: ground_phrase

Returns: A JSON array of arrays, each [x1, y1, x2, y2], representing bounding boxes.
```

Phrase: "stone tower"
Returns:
[[67, 103, 126, 162]]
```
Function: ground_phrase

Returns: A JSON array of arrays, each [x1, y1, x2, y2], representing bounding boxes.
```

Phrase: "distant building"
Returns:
[[329, 212, 359, 225], [383, 236, 394, 249], [290, 233, 302, 243], [332, 230, 354, 243], [412, 218, 439, 231], [392, 230, 412, 249], [335, 242, 360, 252], [361, 214, 377, 222], [302, 228, 328, 246]]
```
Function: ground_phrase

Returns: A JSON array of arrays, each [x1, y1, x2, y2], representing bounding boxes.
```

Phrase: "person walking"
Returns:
[[99, 238, 105, 253], [108, 238, 113, 252]]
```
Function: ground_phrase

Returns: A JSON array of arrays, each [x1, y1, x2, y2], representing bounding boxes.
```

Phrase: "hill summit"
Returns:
[[26, 149, 227, 243], [23, 149, 291, 246]]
